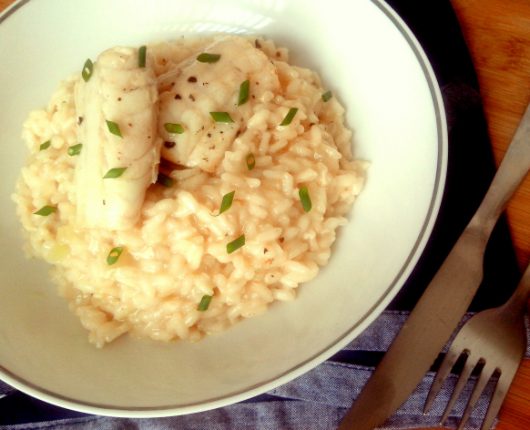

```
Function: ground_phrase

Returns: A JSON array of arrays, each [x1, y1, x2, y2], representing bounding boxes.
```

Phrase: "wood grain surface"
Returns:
[[447, 1, 530, 430], [1, 0, 530, 429]]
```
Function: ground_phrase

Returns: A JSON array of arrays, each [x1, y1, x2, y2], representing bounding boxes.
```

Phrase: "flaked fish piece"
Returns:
[[75, 47, 161, 230], [159, 36, 280, 173]]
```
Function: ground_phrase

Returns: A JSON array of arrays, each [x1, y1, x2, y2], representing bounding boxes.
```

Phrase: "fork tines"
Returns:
[[424, 350, 513, 430]]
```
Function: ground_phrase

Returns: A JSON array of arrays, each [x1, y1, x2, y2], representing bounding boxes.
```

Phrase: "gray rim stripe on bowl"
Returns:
[[0, 0, 30, 22], [0, 0, 447, 415]]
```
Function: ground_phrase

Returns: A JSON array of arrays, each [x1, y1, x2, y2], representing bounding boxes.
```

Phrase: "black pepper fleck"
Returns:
[[187, 76, 197, 83], [117, 97, 122, 101], [207, 133, 212, 138], [164, 141, 176, 148], [175, 94, 182, 100], [77, 116, 84, 125], [189, 94, 195, 101]]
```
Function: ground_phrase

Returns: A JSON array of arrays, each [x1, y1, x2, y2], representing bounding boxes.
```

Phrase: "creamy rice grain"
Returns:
[[13, 35, 367, 347]]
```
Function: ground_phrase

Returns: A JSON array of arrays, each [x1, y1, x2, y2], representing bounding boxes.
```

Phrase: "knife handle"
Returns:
[[471, 101, 530, 236]]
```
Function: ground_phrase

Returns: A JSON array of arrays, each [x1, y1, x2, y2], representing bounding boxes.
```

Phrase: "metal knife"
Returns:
[[339, 101, 530, 430]]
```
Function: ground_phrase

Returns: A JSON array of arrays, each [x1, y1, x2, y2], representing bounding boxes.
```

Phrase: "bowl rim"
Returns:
[[0, 0, 448, 417]]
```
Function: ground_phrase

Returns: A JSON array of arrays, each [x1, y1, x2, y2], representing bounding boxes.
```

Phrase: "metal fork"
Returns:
[[423, 262, 530, 430]]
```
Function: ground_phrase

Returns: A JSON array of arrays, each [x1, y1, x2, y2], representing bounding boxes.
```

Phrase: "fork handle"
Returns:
[[470, 102, 530, 237], [503, 261, 530, 317]]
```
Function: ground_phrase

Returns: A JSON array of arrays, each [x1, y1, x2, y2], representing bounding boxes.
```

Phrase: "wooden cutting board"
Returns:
[[437, 1, 530, 429], [1, 0, 530, 428]]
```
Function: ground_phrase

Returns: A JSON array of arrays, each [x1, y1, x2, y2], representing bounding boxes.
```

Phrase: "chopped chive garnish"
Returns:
[[67, 144, 83, 156], [33, 205, 57, 216], [197, 294, 213, 311], [238, 79, 250, 106], [197, 53, 221, 63], [246, 153, 256, 171], [81, 59, 93, 82], [157, 172, 174, 187], [138, 45, 147, 68], [322, 90, 333, 102], [217, 191, 235, 215], [280, 107, 298, 126], [298, 186, 312, 212], [227, 234, 245, 254], [39, 140, 51, 151], [106, 247, 124, 265], [106, 120, 122, 137], [103, 167, 127, 179], [164, 122, 184, 134], [210, 112, 234, 123]]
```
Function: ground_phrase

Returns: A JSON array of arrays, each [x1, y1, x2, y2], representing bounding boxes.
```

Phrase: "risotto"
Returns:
[[13, 35, 366, 347]]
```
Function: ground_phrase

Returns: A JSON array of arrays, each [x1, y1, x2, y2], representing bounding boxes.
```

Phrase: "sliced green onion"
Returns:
[[227, 234, 245, 254], [157, 172, 174, 187], [321, 90, 333, 102], [106, 120, 122, 138], [81, 58, 93, 82], [217, 191, 235, 215], [197, 53, 221, 63], [138, 45, 147, 68], [33, 205, 56, 216], [210, 112, 234, 123], [106, 247, 124, 265], [39, 140, 51, 151], [197, 294, 213, 311], [246, 153, 256, 171], [298, 186, 312, 212], [67, 143, 83, 156], [103, 167, 127, 179], [238, 79, 250, 106], [164, 122, 184, 134], [280, 107, 298, 126]]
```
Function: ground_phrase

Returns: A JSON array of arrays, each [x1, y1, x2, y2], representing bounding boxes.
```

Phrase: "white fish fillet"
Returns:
[[159, 36, 280, 172], [75, 47, 161, 230]]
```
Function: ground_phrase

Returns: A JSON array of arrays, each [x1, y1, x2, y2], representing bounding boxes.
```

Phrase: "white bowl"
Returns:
[[0, 0, 447, 417]]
